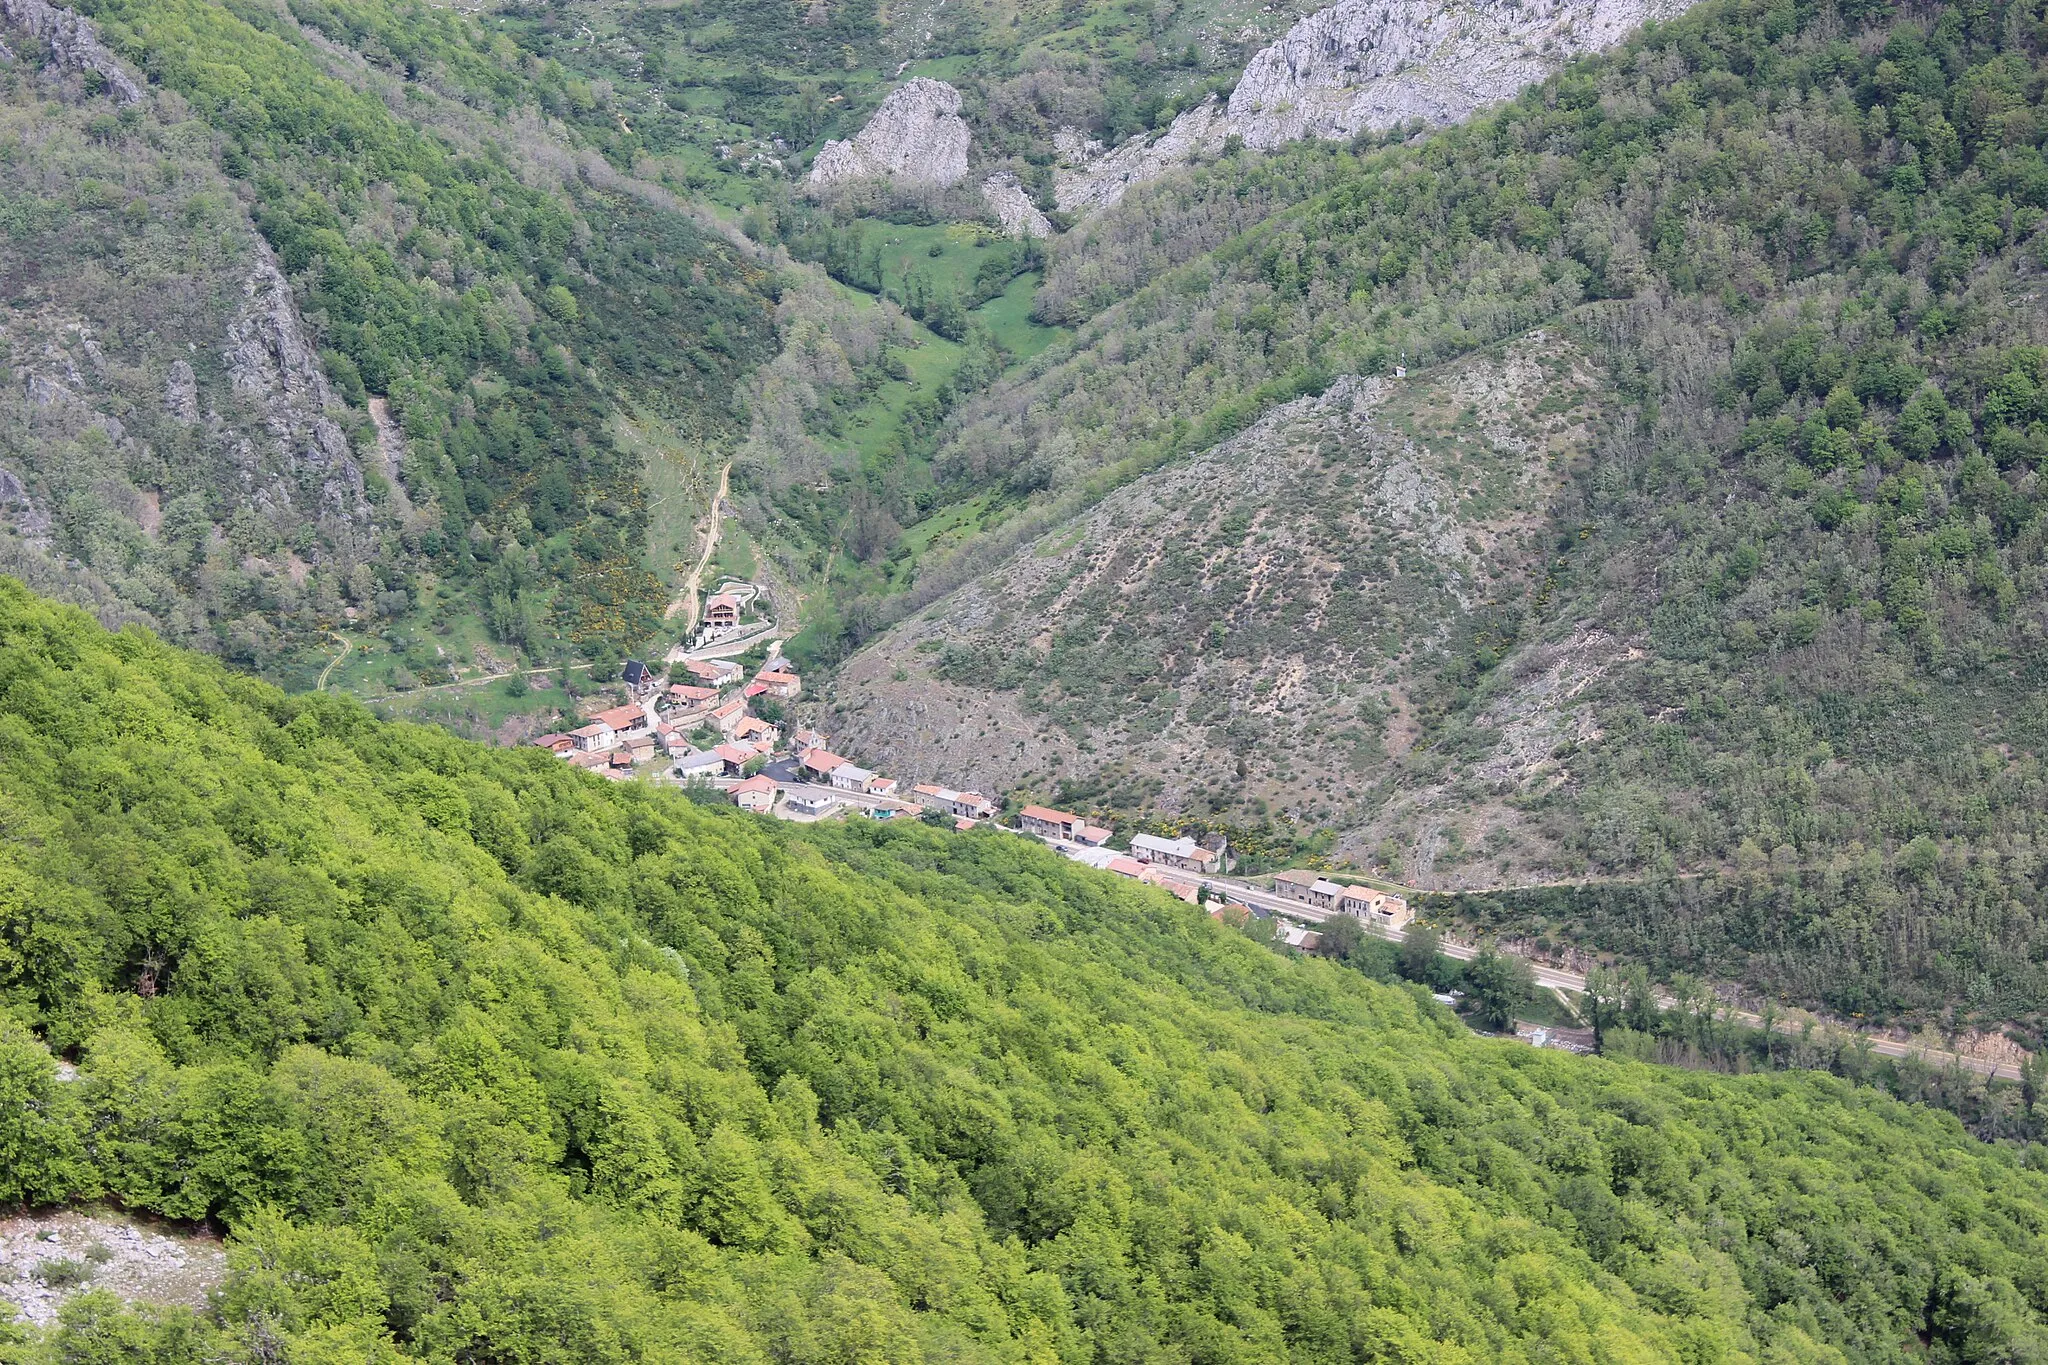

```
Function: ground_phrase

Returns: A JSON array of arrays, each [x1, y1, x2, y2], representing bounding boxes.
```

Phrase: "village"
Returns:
[[529, 582, 1414, 947]]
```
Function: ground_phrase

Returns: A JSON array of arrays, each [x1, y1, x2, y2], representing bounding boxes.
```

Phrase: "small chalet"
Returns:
[[801, 749, 849, 781], [1271, 870, 1320, 903], [622, 659, 655, 697], [754, 670, 801, 700], [1338, 886, 1413, 930], [703, 593, 743, 629], [1137, 865, 1201, 903], [666, 682, 719, 707], [1019, 805, 1082, 840], [730, 774, 777, 813], [733, 715, 778, 746], [593, 702, 651, 739], [532, 733, 574, 755], [911, 785, 996, 820]]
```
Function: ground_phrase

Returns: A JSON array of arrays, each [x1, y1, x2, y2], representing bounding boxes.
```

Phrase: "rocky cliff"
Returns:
[[809, 78, 972, 189], [221, 260, 372, 535], [1057, 0, 1697, 212], [0, 0, 142, 103]]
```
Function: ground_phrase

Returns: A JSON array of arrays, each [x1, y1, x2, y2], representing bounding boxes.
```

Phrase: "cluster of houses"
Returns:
[[529, 652, 802, 782], [533, 657, 1413, 938], [1271, 870, 1412, 932], [1010, 802, 1410, 937]]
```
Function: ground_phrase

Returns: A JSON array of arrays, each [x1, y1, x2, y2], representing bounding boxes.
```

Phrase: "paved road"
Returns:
[[1037, 854, 2012, 1080]]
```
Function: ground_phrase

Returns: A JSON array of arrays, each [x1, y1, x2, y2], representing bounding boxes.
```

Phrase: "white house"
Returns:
[[1130, 834, 1219, 874], [830, 762, 875, 792]]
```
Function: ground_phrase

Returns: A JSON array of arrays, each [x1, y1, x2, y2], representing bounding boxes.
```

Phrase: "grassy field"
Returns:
[[616, 409, 714, 591], [980, 271, 1065, 362], [710, 518, 760, 583]]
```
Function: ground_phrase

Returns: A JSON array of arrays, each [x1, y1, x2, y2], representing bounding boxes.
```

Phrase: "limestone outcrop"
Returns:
[[809, 78, 971, 189], [0, 0, 143, 103], [1057, 0, 1697, 213], [1053, 99, 1229, 216], [980, 172, 1052, 238], [222, 261, 369, 529]]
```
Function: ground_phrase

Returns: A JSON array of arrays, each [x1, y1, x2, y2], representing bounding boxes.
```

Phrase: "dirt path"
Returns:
[[317, 633, 351, 691], [666, 461, 731, 625], [358, 662, 591, 704]]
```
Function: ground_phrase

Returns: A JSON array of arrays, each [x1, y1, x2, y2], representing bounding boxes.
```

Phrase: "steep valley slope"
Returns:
[[829, 333, 1608, 880], [811, 0, 2048, 1030], [10, 576, 2048, 1360]]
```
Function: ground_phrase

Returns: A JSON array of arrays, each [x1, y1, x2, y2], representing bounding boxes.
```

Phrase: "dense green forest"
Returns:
[[10, 582, 2048, 1360]]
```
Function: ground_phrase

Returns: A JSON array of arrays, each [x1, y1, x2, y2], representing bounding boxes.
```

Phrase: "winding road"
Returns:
[[316, 634, 351, 691]]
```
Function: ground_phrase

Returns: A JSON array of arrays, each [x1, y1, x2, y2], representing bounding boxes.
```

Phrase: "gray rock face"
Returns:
[[223, 262, 368, 525], [1053, 99, 1230, 215], [1057, 0, 1696, 212], [1228, 0, 1692, 145], [163, 359, 198, 424], [980, 172, 1052, 238], [809, 78, 971, 189], [0, 0, 142, 103]]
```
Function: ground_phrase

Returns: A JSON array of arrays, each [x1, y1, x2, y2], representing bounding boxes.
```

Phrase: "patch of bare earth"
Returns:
[[0, 1209, 226, 1330]]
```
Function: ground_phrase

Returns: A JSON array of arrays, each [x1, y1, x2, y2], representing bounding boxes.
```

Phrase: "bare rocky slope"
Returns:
[[1057, 0, 1700, 213], [827, 331, 1610, 880], [808, 77, 973, 189]]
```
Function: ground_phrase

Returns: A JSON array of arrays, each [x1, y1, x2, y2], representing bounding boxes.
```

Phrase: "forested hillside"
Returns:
[[821, 0, 2048, 1031], [9, 576, 2048, 1359], [2, 0, 776, 686]]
